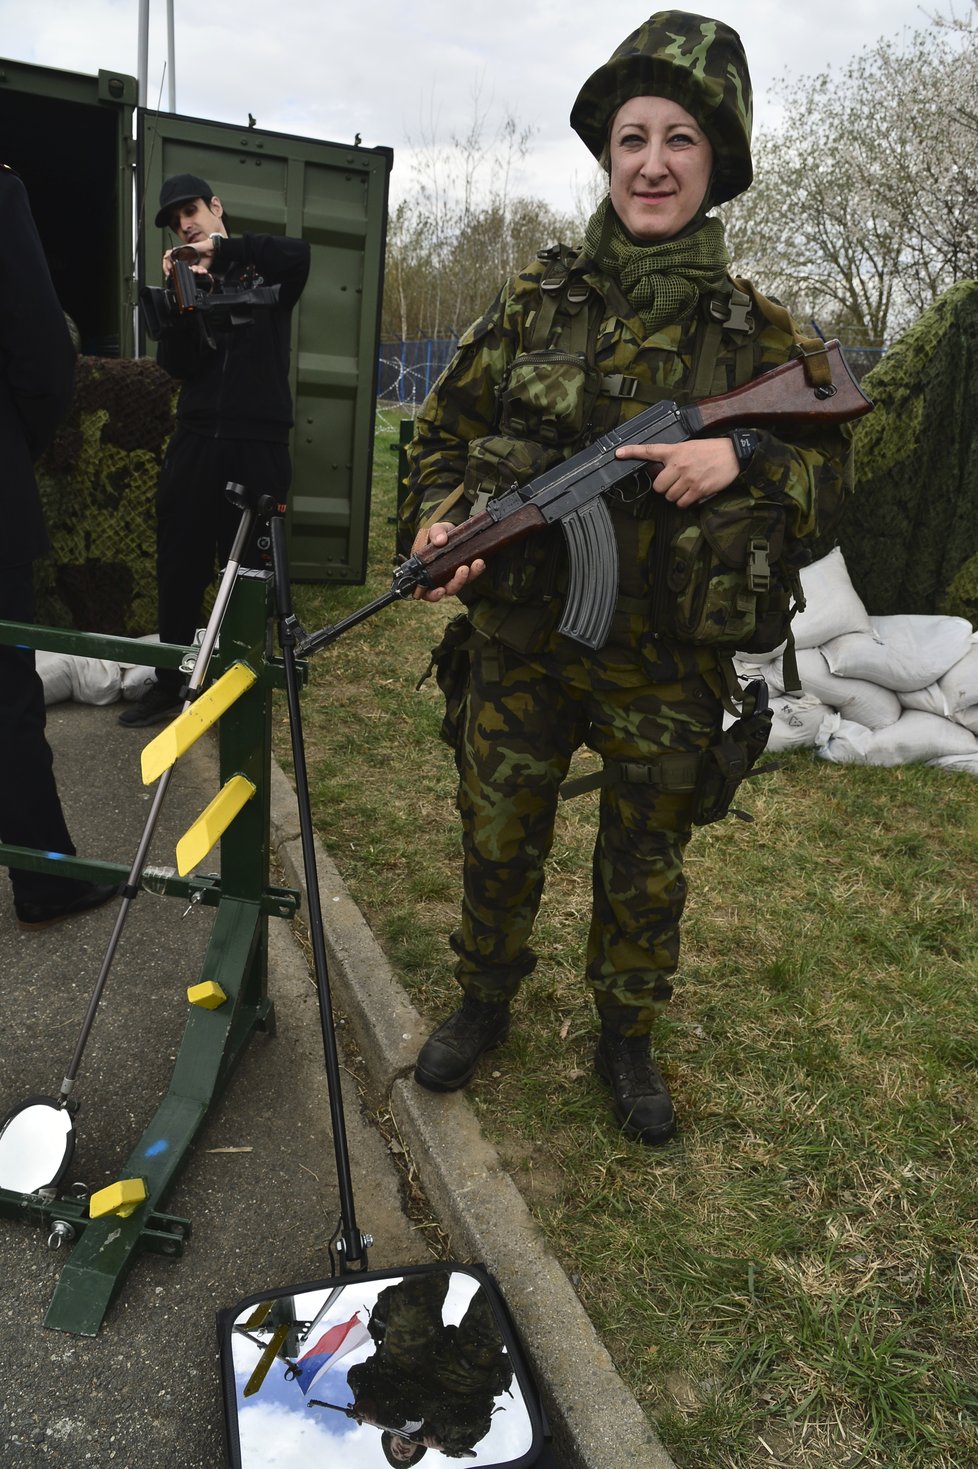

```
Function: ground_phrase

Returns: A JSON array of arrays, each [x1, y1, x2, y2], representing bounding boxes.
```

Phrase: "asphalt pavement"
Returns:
[[0, 699, 676, 1469]]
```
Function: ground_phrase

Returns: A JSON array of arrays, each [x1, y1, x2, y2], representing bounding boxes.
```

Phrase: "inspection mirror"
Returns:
[[218, 1262, 551, 1468], [0, 1097, 74, 1194]]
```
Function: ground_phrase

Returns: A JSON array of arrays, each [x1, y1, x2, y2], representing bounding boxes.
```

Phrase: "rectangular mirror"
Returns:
[[218, 1262, 550, 1467]]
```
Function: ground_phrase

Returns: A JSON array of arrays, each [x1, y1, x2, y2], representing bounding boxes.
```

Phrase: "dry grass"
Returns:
[[274, 412, 978, 1468]]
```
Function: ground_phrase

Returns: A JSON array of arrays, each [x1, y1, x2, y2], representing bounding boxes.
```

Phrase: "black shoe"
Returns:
[[118, 684, 183, 727], [15, 881, 118, 929], [414, 996, 510, 1092], [595, 1031, 677, 1145]]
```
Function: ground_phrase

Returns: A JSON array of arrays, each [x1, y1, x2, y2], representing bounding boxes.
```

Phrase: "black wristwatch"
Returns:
[[729, 428, 758, 472]]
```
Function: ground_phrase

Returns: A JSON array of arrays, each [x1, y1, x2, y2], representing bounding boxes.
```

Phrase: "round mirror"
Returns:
[[0, 1097, 75, 1194], [219, 1264, 546, 1468]]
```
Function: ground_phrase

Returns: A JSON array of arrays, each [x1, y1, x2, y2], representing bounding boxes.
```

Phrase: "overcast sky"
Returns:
[[0, 0, 942, 212]]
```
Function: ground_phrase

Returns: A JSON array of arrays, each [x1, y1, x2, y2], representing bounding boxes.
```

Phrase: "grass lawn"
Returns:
[[275, 409, 978, 1469]]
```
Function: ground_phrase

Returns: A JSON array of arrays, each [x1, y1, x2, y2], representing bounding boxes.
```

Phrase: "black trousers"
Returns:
[[0, 561, 82, 905], [153, 428, 291, 690]]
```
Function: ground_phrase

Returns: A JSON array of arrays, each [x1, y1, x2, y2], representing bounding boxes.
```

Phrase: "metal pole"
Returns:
[[137, 0, 149, 108], [166, 0, 176, 111]]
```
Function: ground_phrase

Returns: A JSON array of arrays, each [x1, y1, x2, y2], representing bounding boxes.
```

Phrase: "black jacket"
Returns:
[[157, 232, 310, 443], [0, 166, 75, 564]]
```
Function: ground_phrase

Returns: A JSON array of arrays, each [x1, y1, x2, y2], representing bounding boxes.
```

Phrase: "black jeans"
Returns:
[[0, 561, 82, 905], [153, 428, 291, 689]]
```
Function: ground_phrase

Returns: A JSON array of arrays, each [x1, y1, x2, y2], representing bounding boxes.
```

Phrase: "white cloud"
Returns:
[[0, 0, 937, 211]]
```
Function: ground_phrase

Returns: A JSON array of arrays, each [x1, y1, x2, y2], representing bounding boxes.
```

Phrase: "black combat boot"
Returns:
[[414, 996, 510, 1092], [595, 1029, 677, 1145]]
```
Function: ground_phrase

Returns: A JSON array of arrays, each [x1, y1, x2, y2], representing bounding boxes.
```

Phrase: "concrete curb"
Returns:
[[268, 760, 678, 1469]]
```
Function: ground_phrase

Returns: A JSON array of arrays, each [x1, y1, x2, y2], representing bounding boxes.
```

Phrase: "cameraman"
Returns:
[[122, 172, 310, 727]]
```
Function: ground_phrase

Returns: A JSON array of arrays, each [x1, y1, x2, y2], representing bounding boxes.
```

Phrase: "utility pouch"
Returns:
[[692, 678, 775, 825], [655, 492, 796, 652], [496, 350, 601, 446], [416, 612, 478, 760], [462, 435, 567, 604]]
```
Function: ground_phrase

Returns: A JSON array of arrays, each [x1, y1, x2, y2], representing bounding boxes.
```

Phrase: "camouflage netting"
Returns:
[[34, 356, 177, 635], [839, 279, 978, 623]]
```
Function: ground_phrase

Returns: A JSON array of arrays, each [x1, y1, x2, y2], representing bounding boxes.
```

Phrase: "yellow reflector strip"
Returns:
[[244, 1324, 291, 1397], [140, 662, 258, 784], [176, 774, 257, 875]]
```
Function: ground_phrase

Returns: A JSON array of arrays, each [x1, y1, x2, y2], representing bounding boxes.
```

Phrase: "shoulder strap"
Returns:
[[524, 244, 595, 357], [689, 277, 757, 399]]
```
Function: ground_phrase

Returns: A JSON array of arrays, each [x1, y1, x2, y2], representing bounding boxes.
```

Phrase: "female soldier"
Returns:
[[400, 12, 849, 1144]]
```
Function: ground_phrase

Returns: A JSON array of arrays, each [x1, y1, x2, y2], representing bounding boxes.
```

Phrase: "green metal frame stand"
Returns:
[[0, 569, 301, 1335]]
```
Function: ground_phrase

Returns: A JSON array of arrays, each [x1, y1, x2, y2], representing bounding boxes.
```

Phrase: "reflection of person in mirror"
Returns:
[[345, 1272, 513, 1459]]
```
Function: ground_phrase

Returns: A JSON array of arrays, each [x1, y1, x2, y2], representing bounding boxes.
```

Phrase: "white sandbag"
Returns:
[[734, 641, 785, 665], [928, 753, 978, 776], [767, 694, 832, 752], [122, 666, 157, 701], [67, 656, 122, 705], [815, 713, 873, 764], [823, 615, 974, 692], [36, 649, 74, 706], [899, 684, 950, 717], [819, 709, 978, 766], [954, 705, 978, 735], [793, 647, 902, 729], [121, 635, 161, 701], [792, 547, 875, 649], [938, 639, 978, 714]]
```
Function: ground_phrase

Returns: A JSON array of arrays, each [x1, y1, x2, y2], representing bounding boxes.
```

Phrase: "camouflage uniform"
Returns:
[[346, 1272, 512, 1456], [402, 13, 849, 1037]]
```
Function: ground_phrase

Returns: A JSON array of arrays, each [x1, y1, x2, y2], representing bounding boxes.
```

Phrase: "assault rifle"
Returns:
[[294, 340, 873, 656]]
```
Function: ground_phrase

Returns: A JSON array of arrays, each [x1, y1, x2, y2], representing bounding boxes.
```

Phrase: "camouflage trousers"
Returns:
[[452, 635, 723, 1036]]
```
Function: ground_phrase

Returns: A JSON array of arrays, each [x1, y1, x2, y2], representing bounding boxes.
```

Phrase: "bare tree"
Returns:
[[720, 11, 978, 344], [382, 93, 575, 342]]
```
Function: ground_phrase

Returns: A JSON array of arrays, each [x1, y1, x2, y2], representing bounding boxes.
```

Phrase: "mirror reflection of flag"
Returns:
[[292, 1314, 371, 1396]]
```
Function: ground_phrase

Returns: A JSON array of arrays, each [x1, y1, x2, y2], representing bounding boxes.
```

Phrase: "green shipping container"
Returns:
[[0, 55, 392, 586]]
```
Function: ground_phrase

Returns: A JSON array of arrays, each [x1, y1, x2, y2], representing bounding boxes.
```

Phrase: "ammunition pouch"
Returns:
[[496, 349, 601, 447], [651, 491, 803, 653], [461, 435, 567, 606]]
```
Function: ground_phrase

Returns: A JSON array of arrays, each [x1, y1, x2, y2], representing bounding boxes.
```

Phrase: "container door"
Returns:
[[138, 109, 392, 584], [0, 59, 137, 356]]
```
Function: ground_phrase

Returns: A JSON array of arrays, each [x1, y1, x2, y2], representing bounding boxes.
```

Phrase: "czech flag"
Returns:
[[292, 1313, 371, 1395]]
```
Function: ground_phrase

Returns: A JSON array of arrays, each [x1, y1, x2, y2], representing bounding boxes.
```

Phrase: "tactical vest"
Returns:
[[455, 245, 845, 674]]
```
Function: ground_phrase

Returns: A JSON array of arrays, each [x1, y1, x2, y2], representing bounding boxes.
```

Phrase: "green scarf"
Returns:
[[581, 197, 730, 336]]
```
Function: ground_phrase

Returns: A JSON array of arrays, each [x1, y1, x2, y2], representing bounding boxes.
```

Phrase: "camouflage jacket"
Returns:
[[401, 250, 850, 657]]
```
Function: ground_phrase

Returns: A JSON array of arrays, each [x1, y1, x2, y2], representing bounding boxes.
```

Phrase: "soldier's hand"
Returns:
[[615, 437, 739, 508], [410, 521, 486, 602]]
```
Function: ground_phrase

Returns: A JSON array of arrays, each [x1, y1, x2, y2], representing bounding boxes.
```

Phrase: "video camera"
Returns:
[[139, 243, 280, 344]]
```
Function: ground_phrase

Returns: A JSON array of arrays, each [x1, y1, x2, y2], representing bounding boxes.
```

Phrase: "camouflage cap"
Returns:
[[570, 11, 753, 204]]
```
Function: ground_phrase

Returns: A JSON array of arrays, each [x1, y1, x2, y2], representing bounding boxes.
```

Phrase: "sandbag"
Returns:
[[36, 650, 74, 706], [766, 694, 833, 752], [792, 648, 902, 729], [818, 709, 978, 766], [792, 547, 875, 649], [36, 649, 121, 706], [899, 683, 950, 717], [823, 614, 974, 692], [938, 640, 978, 715], [929, 752, 978, 776]]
